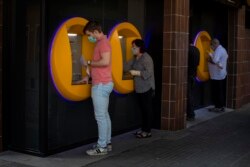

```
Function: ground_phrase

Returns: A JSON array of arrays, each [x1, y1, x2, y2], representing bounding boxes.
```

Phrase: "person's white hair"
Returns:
[[212, 38, 220, 46]]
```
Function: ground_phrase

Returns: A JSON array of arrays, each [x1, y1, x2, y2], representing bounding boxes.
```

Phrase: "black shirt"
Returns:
[[188, 45, 200, 77]]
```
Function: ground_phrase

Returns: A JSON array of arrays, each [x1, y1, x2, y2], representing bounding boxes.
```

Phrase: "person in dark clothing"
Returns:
[[187, 44, 200, 121], [123, 39, 155, 138]]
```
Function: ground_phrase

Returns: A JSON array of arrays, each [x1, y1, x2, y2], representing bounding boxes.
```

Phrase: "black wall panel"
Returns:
[[246, 6, 250, 29], [3, 0, 41, 154], [4, 0, 163, 155]]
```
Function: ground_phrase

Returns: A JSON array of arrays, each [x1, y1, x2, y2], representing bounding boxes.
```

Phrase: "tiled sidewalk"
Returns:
[[0, 104, 249, 167]]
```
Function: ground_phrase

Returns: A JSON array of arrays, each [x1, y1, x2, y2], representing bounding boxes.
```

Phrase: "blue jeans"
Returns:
[[91, 82, 114, 148]]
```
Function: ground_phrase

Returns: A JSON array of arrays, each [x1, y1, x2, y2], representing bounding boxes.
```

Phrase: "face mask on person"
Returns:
[[131, 47, 139, 55], [88, 36, 97, 43]]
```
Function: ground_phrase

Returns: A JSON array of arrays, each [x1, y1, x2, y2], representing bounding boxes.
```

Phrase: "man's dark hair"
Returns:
[[132, 39, 146, 53], [83, 21, 102, 34]]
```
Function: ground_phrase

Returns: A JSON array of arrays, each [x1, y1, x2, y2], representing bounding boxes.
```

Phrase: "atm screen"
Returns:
[[69, 33, 83, 84]]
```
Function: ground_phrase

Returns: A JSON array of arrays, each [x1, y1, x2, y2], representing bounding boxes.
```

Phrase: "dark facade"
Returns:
[[0, 0, 3, 153], [0, 0, 250, 156], [1, 0, 163, 155]]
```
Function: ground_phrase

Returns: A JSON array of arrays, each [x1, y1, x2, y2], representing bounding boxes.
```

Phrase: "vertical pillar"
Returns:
[[162, 0, 189, 130], [0, 0, 3, 152]]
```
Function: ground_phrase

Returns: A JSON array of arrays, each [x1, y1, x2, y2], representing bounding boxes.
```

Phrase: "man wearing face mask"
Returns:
[[124, 39, 155, 138], [79, 21, 113, 156], [207, 38, 228, 113]]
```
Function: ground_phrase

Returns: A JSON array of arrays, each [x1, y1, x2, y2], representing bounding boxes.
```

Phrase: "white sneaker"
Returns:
[[86, 147, 107, 156], [107, 143, 112, 152], [92, 143, 112, 152]]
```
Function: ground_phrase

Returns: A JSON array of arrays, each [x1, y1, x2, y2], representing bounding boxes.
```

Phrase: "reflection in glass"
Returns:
[[121, 36, 133, 80]]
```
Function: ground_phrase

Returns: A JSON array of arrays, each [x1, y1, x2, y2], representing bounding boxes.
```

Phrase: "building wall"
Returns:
[[228, 5, 250, 108], [0, 0, 3, 152]]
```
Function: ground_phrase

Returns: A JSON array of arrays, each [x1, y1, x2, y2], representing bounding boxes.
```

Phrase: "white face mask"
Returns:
[[131, 47, 139, 55]]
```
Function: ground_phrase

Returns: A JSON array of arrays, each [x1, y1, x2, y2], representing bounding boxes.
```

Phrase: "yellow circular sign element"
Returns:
[[109, 22, 142, 94], [194, 31, 212, 82], [50, 17, 94, 101]]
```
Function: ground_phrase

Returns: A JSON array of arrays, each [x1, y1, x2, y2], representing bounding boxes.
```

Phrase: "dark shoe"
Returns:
[[136, 132, 152, 139], [208, 107, 220, 112], [186, 117, 195, 121], [209, 107, 225, 113], [133, 131, 142, 136], [208, 107, 217, 112], [216, 107, 225, 113]]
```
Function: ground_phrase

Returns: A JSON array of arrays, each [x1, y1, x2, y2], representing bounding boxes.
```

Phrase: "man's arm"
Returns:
[[208, 53, 223, 69]]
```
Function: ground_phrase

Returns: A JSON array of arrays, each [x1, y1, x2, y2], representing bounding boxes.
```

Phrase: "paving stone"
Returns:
[[84, 105, 250, 167]]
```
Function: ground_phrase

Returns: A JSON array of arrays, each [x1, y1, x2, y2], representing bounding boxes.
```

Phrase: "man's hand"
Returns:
[[129, 70, 141, 76], [207, 57, 215, 64], [208, 52, 213, 57], [80, 55, 89, 67], [217, 63, 223, 69], [75, 76, 89, 84]]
